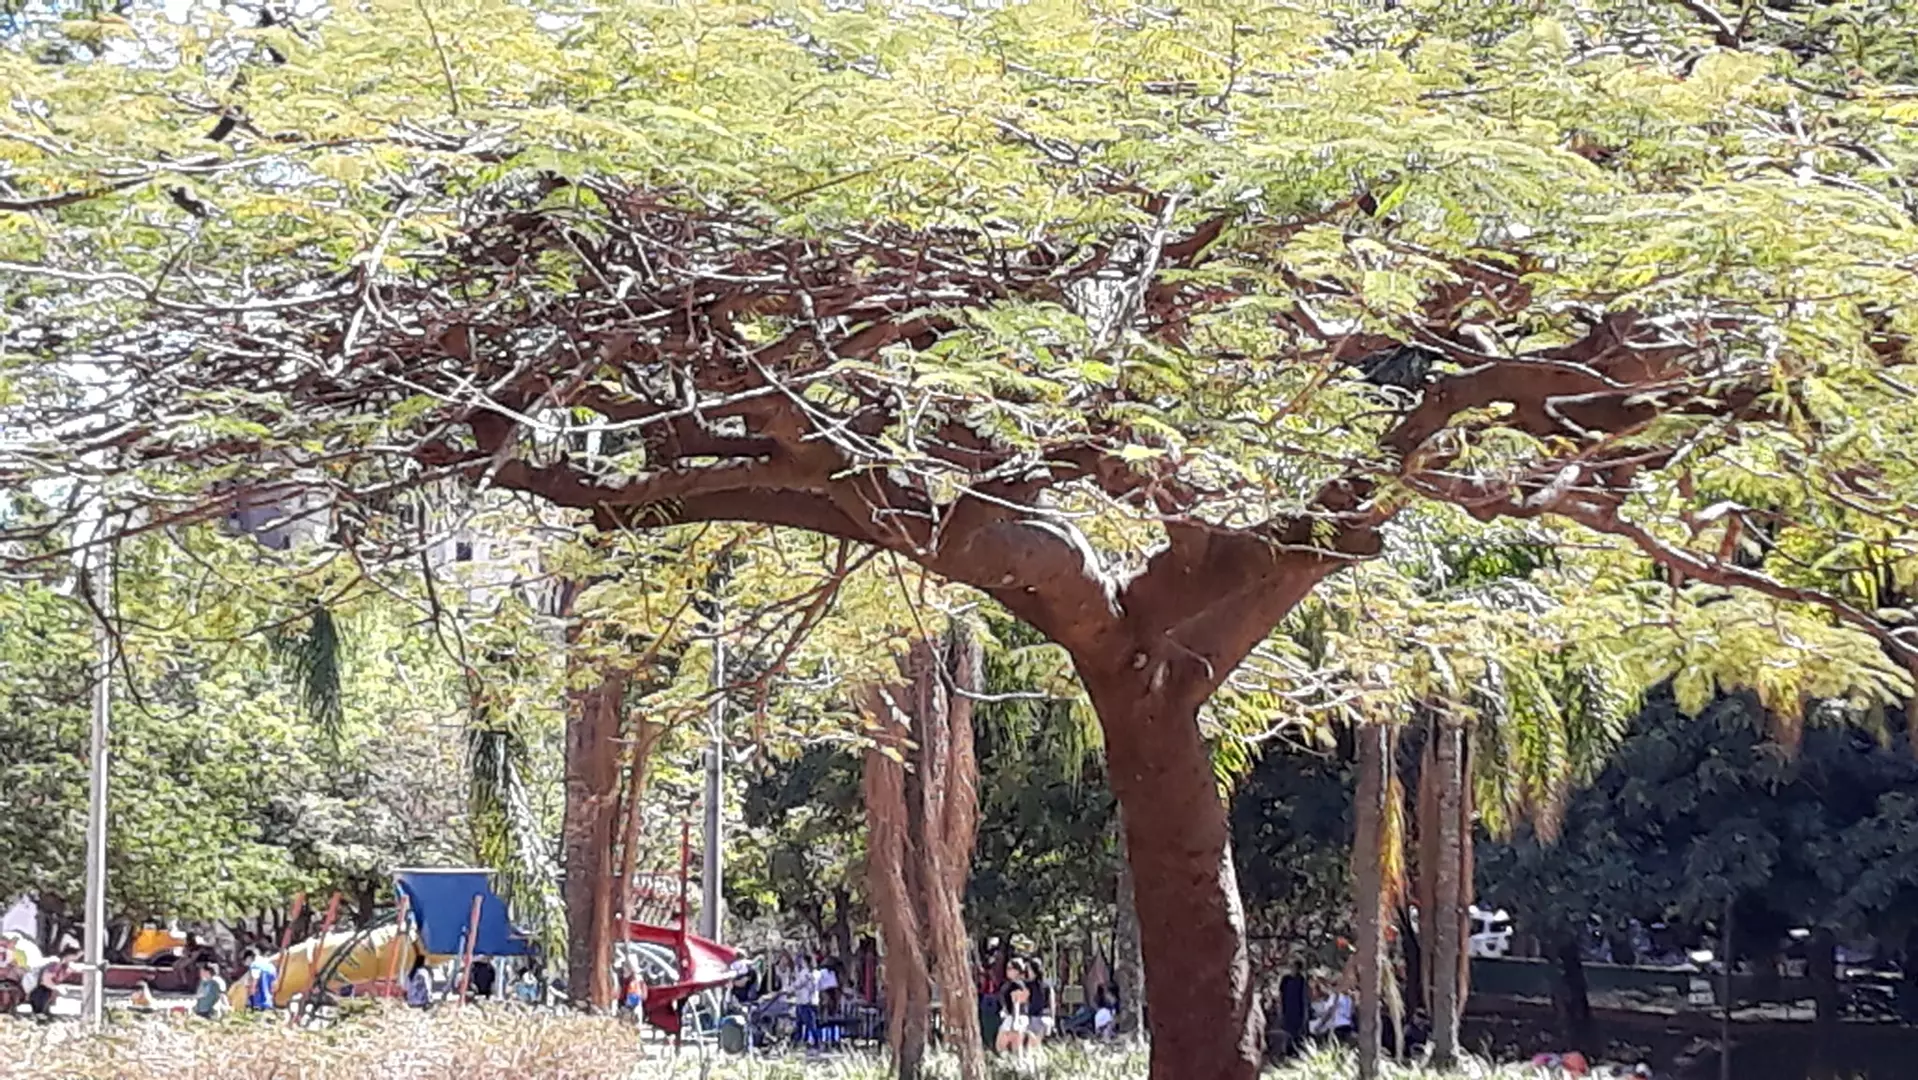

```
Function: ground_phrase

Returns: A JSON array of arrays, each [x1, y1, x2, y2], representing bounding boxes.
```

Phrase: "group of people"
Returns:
[[991, 956, 1055, 1051], [1268, 960, 1362, 1058], [981, 953, 1122, 1050]]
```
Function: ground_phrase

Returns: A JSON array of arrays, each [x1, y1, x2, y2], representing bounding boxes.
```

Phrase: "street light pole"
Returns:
[[81, 544, 113, 1030], [699, 614, 725, 943]]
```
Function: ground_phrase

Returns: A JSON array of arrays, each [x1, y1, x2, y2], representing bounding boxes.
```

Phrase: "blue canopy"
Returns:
[[393, 868, 533, 957]]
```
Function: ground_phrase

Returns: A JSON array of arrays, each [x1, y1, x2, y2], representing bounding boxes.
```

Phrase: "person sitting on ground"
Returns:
[[1093, 983, 1119, 1039], [241, 949, 278, 1012], [26, 947, 80, 1023], [193, 961, 229, 1020], [615, 961, 640, 1019], [469, 956, 497, 1001], [1308, 976, 1355, 1041], [405, 955, 433, 1009]]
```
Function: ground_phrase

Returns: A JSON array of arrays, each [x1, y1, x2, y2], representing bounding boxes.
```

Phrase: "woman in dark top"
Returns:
[[993, 958, 1031, 1053], [1022, 957, 1054, 1048]]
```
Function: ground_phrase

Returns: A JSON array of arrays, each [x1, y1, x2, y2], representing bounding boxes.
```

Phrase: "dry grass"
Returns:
[[0, 1009, 1542, 1080]]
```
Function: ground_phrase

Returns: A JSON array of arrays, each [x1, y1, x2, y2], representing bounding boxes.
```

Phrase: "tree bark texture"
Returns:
[[614, 717, 664, 926], [1087, 669, 1264, 1080], [1113, 817, 1146, 1042], [562, 661, 626, 1010], [1353, 723, 1391, 1080], [1430, 720, 1465, 1067], [862, 629, 986, 1080]]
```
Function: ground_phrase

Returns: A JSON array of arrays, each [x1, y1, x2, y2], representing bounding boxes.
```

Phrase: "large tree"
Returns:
[[9, 2, 1918, 1075]]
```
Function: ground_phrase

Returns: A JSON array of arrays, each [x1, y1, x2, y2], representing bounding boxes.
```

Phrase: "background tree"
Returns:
[[861, 626, 987, 1080], [1479, 690, 1918, 1035]]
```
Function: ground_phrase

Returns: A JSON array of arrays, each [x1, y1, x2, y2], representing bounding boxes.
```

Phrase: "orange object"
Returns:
[[381, 893, 412, 997], [1561, 1051, 1590, 1075]]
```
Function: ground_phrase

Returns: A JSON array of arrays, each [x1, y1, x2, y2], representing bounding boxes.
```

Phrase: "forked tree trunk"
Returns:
[[1083, 669, 1262, 1080], [1353, 723, 1392, 1080], [563, 661, 626, 1009], [1430, 720, 1466, 1066], [862, 630, 986, 1080]]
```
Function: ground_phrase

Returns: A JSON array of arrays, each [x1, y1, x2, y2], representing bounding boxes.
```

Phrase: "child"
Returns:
[[193, 961, 229, 1020]]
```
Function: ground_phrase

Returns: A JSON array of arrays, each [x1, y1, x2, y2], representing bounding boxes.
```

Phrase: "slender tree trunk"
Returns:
[[1415, 719, 1439, 1010], [562, 661, 625, 1009], [1086, 672, 1262, 1080], [831, 887, 855, 963], [1430, 720, 1465, 1067], [1114, 820, 1146, 1042], [1552, 932, 1594, 1050], [867, 742, 932, 1078], [1810, 927, 1839, 1030], [614, 718, 663, 927], [1458, 731, 1475, 1007], [925, 630, 987, 1080], [1354, 723, 1391, 1080], [1398, 906, 1424, 1017]]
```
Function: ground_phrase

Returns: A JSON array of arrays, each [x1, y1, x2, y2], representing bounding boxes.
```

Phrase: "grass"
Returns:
[[1, 1008, 1544, 1080]]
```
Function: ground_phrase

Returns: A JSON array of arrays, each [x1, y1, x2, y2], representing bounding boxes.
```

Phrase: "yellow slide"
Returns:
[[227, 924, 424, 1008]]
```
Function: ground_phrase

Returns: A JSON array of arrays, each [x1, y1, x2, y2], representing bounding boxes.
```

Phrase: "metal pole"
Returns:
[[454, 893, 483, 1011], [80, 549, 113, 1031], [700, 618, 725, 942]]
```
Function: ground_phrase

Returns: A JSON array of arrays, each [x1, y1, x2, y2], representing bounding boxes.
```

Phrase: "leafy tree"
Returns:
[[10, 2, 1918, 1074], [1478, 690, 1918, 1035], [0, 529, 474, 944]]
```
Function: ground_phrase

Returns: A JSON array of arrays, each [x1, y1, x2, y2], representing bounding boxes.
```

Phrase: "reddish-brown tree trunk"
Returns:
[[1084, 667, 1261, 1080], [563, 663, 625, 1009], [614, 717, 664, 926], [866, 742, 933, 1076]]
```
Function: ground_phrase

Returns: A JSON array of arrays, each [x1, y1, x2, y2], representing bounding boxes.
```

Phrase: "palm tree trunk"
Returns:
[[862, 630, 987, 1080], [1552, 931, 1595, 1049], [614, 717, 663, 926], [1354, 722, 1392, 1080], [1431, 720, 1466, 1066]]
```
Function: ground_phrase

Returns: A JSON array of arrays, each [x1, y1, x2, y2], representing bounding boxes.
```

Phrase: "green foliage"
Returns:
[[0, 528, 472, 926], [967, 619, 1120, 940], [1231, 738, 1355, 956], [1478, 690, 1918, 953]]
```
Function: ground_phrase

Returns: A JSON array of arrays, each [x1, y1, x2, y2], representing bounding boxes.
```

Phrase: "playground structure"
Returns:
[[229, 834, 740, 1034], [618, 824, 743, 1036]]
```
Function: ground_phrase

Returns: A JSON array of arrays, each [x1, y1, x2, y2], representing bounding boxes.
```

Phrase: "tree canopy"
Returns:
[[7, 1, 1918, 1074]]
